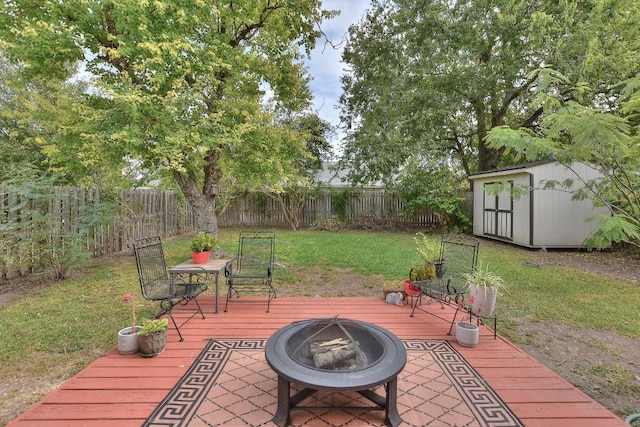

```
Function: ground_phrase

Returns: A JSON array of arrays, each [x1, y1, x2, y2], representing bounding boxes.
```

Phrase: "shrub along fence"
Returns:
[[0, 187, 453, 279], [0, 188, 194, 279]]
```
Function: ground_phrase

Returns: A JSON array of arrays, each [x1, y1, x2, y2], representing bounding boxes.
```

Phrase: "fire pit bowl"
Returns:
[[265, 318, 406, 427]]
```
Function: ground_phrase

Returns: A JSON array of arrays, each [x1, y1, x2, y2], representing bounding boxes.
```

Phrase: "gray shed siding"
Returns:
[[470, 161, 609, 249]]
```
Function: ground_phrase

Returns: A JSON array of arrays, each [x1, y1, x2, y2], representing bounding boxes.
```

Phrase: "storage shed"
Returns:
[[468, 160, 610, 249]]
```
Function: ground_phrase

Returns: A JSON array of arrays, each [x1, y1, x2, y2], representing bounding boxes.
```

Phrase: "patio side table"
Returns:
[[169, 258, 231, 314]]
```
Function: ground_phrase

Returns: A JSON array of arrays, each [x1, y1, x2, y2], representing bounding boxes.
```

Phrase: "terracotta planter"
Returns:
[[118, 326, 141, 354], [139, 327, 168, 357], [468, 284, 498, 317], [403, 279, 419, 297], [455, 321, 479, 348], [191, 251, 211, 264]]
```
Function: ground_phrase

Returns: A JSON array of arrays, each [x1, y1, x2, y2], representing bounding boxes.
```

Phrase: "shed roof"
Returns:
[[468, 159, 556, 180]]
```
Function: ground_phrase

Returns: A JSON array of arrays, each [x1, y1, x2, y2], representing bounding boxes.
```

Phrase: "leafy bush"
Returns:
[[392, 160, 471, 232], [309, 215, 345, 232], [348, 215, 396, 231], [0, 165, 116, 279], [414, 232, 440, 262]]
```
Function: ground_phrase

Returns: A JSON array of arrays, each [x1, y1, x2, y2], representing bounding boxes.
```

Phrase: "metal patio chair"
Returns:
[[224, 231, 276, 312], [409, 234, 480, 334], [133, 236, 208, 341]]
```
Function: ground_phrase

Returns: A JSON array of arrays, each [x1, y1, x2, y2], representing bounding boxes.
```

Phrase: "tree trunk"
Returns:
[[190, 193, 218, 235], [478, 140, 503, 172], [172, 170, 219, 238], [473, 98, 503, 172]]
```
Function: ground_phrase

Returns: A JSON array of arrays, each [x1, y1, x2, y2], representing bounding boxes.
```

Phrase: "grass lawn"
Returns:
[[1, 228, 639, 424]]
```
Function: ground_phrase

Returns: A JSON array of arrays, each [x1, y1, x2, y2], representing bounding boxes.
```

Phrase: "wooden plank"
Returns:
[[488, 376, 575, 390], [57, 377, 176, 390], [503, 388, 593, 403], [44, 390, 168, 404], [7, 422, 142, 427], [520, 420, 628, 427], [509, 402, 623, 420], [475, 366, 561, 378], [15, 403, 156, 420], [5, 296, 628, 427]]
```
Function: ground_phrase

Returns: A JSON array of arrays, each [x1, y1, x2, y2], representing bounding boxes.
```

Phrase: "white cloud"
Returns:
[[305, 1, 371, 144]]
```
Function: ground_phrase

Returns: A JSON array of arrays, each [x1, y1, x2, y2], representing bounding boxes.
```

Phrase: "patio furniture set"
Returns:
[[407, 234, 498, 338], [132, 231, 276, 340], [131, 231, 492, 427]]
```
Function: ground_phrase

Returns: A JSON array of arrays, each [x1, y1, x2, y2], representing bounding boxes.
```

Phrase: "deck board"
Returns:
[[6, 296, 627, 427]]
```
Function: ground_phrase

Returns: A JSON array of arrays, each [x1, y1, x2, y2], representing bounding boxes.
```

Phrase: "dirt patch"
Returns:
[[2, 242, 640, 424], [276, 266, 384, 297], [518, 321, 640, 418]]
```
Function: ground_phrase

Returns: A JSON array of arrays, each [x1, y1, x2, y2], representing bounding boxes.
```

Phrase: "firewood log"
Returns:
[[311, 343, 356, 369]]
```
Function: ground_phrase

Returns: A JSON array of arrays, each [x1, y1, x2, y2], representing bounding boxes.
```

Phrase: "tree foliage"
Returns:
[[0, 1, 336, 235], [391, 157, 471, 232], [262, 112, 334, 230], [487, 71, 640, 248], [338, 0, 640, 186], [0, 57, 137, 188], [0, 57, 46, 178]]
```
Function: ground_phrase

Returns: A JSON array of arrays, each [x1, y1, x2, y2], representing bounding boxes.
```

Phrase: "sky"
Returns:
[[304, 1, 371, 146]]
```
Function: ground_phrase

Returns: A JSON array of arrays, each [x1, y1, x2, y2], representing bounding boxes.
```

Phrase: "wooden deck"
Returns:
[[7, 296, 627, 427]]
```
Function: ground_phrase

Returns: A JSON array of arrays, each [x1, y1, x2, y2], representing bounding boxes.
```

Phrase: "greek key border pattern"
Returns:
[[404, 340, 523, 427], [144, 339, 522, 427], [142, 339, 266, 427]]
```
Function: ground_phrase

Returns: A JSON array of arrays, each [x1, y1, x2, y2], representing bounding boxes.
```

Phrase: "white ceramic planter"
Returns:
[[118, 326, 141, 354], [455, 321, 479, 348], [468, 284, 497, 317]]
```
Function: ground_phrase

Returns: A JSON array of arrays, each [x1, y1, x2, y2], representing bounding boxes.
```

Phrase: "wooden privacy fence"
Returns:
[[0, 187, 454, 279], [0, 188, 195, 279], [218, 190, 446, 229]]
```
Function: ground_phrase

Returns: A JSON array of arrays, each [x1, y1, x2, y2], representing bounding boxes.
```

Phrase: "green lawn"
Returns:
[[1, 228, 639, 420]]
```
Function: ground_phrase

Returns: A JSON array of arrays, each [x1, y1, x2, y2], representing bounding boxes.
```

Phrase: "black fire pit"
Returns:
[[265, 318, 406, 427]]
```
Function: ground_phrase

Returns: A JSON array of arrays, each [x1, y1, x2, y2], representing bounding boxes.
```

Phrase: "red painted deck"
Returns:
[[7, 296, 627, 427]]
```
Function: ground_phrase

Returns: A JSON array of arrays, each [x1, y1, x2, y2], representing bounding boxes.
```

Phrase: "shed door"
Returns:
[[483, 181, 513, 240]]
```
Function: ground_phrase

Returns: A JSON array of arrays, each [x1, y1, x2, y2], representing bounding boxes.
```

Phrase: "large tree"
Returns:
[[338, 0, 640, 185], [0, 1, 336, 236]]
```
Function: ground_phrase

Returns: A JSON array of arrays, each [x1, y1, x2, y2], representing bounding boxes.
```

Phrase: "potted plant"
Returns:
[[462, 263, 508, 317], [137, 318, 169, 357], [382, 280, 405, 299], [118, 293, 141, 354], [190, 232, 218, 264], [455, 321, 479, 347], [413, 232, 445, 278], [409, 264, 437, 281]]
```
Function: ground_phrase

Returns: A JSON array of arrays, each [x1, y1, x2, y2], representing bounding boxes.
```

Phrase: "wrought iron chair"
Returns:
[[409, 234, 480, 334], [133, 236, 208, 341], [224, 231, 276, 312]]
